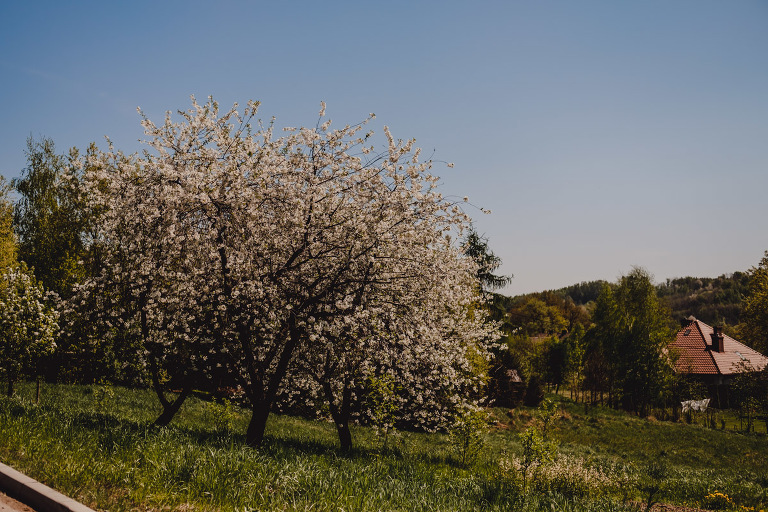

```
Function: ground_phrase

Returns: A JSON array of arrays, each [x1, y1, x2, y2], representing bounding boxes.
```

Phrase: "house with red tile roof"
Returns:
[[670, 317, 768, 406]]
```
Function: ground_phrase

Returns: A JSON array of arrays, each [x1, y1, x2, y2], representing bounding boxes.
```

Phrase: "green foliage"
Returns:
[[204, 397, 237, 434], [542, 337, 570, 391], [554, 280, 612, 306], [449, 406, 488, 467], [738, 251, 768, 355], [550, 274, 747, 329], [364, 374, 399, 451], [566, 324, 587, 399], [523, 374, 545, 407], [515, 425, 557, 493], [537, 397, 559, 440], [507, 296, 568, 337], [730, 366, 768, 433], [12, 136, 90, 298], [92, 380, 115, 413], [492, 290, 590, 405], [658, 273, 749, 329], [0, 177, 17, 272], [502, 398, 563, 496], [584, 268, 675, 414]]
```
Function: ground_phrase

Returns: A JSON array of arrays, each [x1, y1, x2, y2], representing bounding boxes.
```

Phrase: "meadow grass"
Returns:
[[0, 382, 766, 511]]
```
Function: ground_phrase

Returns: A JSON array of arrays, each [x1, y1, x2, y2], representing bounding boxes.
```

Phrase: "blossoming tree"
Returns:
[[83, 97, 495, 447], [0, 265, 59, 396]]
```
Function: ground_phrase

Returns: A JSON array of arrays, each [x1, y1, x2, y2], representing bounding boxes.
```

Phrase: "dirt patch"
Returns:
[[0, 492, 35, 512], [648, 502, 712, 512]]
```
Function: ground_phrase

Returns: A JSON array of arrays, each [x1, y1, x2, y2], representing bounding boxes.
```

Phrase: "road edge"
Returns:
[[0, 462, 96, 512]]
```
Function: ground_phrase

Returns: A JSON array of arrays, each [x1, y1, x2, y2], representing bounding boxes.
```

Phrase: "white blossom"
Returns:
[[80, 96, 498, 445]]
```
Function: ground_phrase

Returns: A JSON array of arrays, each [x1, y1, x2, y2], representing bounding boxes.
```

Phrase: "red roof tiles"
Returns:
[[670, 318, 768, 376]]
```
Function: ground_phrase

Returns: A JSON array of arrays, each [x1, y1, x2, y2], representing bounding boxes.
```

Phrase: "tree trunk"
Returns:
[[6, 378, 12, 397], [326, 391, 353, 451], [334, 420, 353, 452], [322, 374, 354, 451], [242, 317, 301, 448], [149, 352, 193, 427], [153, 385, 192, 427], [246, 405, 270, 447]]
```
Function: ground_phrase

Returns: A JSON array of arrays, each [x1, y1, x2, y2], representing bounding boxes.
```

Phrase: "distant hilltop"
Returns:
[[500, 271, 748, 328]]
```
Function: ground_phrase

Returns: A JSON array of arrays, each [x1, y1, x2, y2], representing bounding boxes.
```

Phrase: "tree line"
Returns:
[[487, 263, 768, 421]]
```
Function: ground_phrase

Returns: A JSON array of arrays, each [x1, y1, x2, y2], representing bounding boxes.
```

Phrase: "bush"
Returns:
[[449, 407, 488, 467]]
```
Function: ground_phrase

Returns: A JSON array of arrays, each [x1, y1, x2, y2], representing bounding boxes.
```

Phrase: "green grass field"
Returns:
[[0, 383, 766, 511]]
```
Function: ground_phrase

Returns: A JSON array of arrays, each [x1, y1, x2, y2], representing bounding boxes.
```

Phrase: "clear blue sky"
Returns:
[[2, 1, 767, 295]]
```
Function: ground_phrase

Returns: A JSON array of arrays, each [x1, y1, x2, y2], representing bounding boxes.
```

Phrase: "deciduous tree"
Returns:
[[84, 97, 495, 447], [13, 137, 89, 298], [0, 177, 17, 272], [739, 251, 768, 355], [0, 265, 58, 395], [585, 268, 674, 414]]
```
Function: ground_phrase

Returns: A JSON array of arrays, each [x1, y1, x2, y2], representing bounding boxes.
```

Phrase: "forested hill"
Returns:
[[656, 272, 749, 327], [501, 272, 749, 329]]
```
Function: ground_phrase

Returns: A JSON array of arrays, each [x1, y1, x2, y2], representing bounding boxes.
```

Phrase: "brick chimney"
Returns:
[[711, 326, 725, 353]]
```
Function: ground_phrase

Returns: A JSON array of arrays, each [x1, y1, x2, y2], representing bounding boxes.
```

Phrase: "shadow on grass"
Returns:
[[4, 393, 466, 473]]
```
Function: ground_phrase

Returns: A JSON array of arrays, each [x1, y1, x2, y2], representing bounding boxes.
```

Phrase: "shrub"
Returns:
[[523, 375, 544, 407], [703, 491, 735, 510], [204, 397, 237, 433]]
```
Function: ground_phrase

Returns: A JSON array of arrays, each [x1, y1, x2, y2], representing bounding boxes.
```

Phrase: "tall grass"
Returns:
[[0, 383, 766, 511]]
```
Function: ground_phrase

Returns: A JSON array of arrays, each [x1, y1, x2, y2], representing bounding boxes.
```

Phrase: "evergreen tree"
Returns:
[[462, 227, 512, 294]]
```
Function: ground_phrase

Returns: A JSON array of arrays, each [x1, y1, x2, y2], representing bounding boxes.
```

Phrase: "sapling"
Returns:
[[538, 397, 559, 440], [516, 425, 556, 494], [365, 374, 399, 451], [205, 397, 237, 433], [638, 459, 669, 511], [449, 406, 488, 467]]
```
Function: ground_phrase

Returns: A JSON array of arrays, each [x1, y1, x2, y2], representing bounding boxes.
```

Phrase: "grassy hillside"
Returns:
[[0, 383, 766, 511]]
